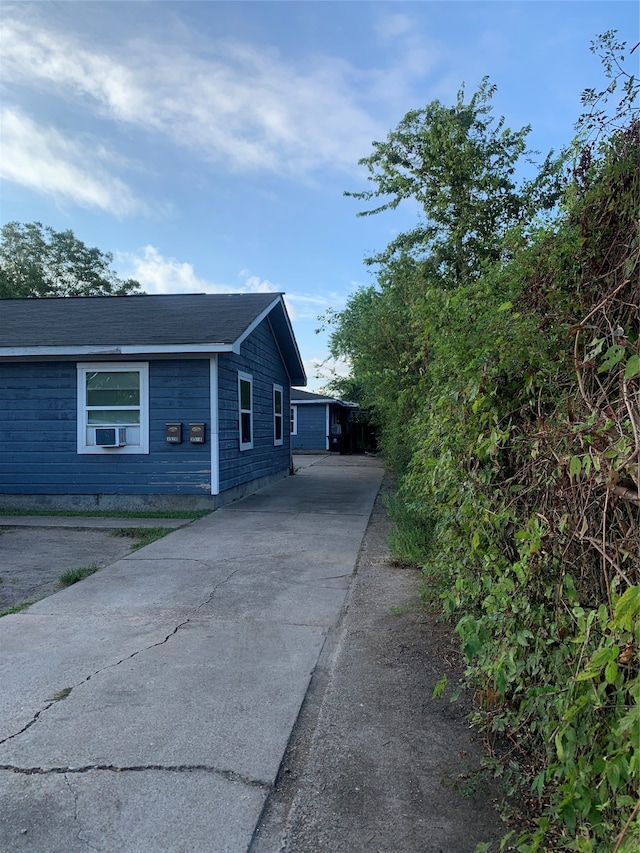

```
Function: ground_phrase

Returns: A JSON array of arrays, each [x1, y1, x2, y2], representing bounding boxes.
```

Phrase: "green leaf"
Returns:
[[624, 354, 640, 380], [498, 301, 513, 312], [598, 344, 626, 373], [606, 759, 621, 792], [575, 669, 595, 682], [592, 646, 617, 667], [431, 673, 448, 699], [569, 456, 582, 476], [586, 337, 605, 358], [531, 771, 546, 797], [612, 586, 640, 631], [604, 659, 618, 684]]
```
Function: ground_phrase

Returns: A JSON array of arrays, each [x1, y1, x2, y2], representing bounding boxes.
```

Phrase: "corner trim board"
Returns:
[[210, 355, 220, 495]]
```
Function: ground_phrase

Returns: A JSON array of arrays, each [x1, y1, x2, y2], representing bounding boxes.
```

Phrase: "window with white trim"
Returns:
[[290, 405, 298, 436], [77, 362, 149, 454], [273, 384, 283, 445], [238, 372, 253, 450]]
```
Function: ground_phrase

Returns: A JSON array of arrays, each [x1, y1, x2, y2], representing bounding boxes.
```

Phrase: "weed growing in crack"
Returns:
[[111, 526, 172, 550], [52, 687, 72, 701], [0, 601, 34, 617], [59, 565, 99, 587]]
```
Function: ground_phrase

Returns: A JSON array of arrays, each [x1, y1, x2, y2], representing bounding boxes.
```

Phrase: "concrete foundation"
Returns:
[[0, 467, 290, 513]]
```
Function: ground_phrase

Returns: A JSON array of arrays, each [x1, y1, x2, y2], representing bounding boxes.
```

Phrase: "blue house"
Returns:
[[0, 293, 306, 510], [290, 389, 357, 453]]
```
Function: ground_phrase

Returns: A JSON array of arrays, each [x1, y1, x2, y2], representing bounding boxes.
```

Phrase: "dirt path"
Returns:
[[252, 471, 506, 852]]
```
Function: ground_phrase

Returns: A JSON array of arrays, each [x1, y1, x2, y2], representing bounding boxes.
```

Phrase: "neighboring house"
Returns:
[[0, 293, 306, 510], [290, 389, 357, 453]]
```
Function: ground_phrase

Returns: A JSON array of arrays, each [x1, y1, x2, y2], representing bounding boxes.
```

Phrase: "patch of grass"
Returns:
[[110, 526, 172, 550], [384, 494, 434, 567], [59, 564, 99, 587], [389, 598, 420, 616], [0, 508, 212, 520], [0, 601, 34, 617]]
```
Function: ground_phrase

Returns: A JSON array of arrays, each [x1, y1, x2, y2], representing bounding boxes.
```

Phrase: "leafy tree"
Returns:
[[324, 253, 440, 469], [345, 77, 564, 285], [330, 79, 565, 468], [577, 30, 639, 142], [329, 32, 640, 850], [0, 221, 141, 298]]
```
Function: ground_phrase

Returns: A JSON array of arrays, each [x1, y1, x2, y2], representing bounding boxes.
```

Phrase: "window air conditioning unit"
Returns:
[[95, 427, 127, 447]]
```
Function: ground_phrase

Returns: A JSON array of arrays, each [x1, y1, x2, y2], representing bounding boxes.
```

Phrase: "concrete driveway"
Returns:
[[0, 455, 384, 853]]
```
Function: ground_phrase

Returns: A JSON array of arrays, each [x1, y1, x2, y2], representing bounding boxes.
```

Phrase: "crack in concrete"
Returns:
[[64, 773, 101, 852], [0, 566, 241, 747], [124, 554, 268, 567], [0, 700, 59, 747], [120, 556, 218, 563], [64, 773, 78, 825], [1, 763, 269, 789]]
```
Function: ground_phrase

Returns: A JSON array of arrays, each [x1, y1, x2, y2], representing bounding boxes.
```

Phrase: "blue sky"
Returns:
[[1, 1, 638, 389]]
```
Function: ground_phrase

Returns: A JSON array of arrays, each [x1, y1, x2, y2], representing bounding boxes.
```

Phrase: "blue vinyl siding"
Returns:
[[0, 360, 212, 495], [292, 404, 329, 451], [217, 318, 291, 492], [0, 320, 293, 500]]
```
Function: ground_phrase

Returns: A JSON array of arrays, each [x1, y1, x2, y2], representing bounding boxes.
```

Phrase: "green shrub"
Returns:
[[329, 36, 639, 847]]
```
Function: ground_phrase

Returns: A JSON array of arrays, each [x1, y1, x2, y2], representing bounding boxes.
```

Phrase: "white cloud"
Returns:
[[119, 245, 342, 327], [0, 11, 424, 180], [120, 246, 224, 295], [0, 19, 146, 123], [285, 293, 334, 321], [376, 12, 415, 41], [0, 107, 144, 216], [122, 246, 285, 297], [302, 355, 352, 391], [369, 11, 445, 105], [242, 275, 281, 295]]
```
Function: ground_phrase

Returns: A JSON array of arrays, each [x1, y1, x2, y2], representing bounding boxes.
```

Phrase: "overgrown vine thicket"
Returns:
[[326, 34, 639, 851]]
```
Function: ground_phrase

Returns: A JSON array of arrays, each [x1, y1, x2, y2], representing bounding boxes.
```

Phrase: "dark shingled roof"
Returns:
[[291, 388, 356, 407], [2, 293, 278, 346], [291, 389, 332, 402], [0, 293, 306, 385]]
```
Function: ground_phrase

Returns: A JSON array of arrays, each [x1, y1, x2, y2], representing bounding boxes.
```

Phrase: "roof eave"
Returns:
[[0, 343, 236, 358], [291, 397, 357, 408], [249, 296, 306, 387]]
